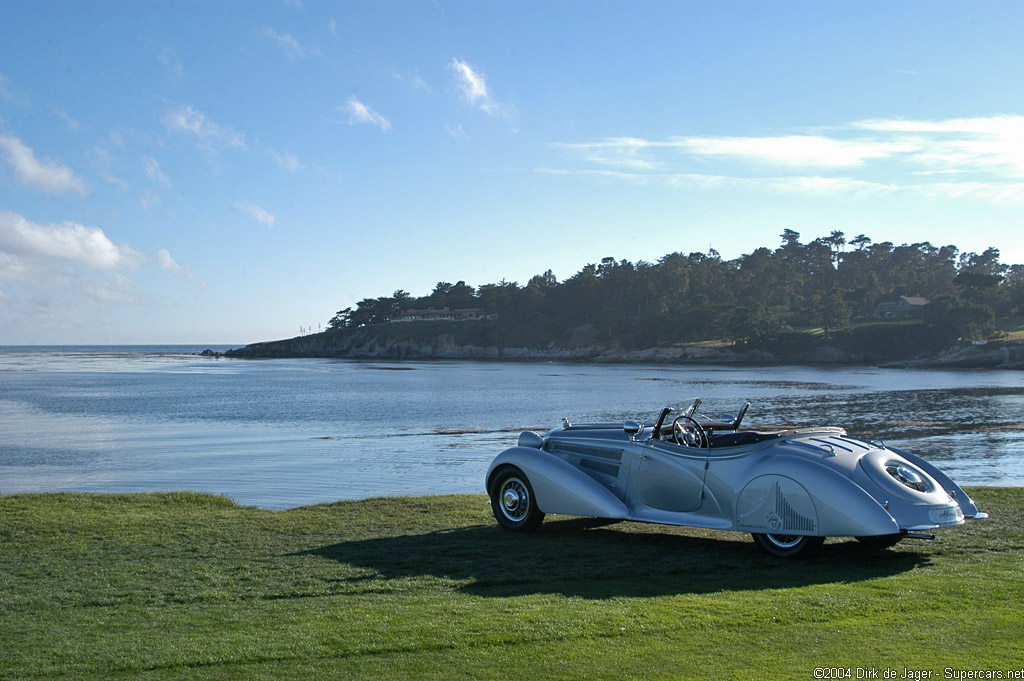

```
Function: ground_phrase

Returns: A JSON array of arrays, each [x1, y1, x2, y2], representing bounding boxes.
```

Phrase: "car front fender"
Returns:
[[486, 447, 629, 520], [739, 455, 899, 537]]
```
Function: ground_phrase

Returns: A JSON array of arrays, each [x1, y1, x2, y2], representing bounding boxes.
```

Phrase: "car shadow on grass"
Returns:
[[294, 518, 931, 599]]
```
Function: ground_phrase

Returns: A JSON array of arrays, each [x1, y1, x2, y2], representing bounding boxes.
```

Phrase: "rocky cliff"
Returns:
[[224, 323, 1024, 368]]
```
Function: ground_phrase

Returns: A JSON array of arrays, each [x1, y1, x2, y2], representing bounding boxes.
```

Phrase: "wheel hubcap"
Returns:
[[499, 479, 529, 521], [503, 488, 522, 511]]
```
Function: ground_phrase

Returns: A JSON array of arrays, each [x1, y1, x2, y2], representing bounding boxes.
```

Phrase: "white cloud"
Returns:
[[0, 210, 143, 270], [142, 156, 171, 186], [0, 134, 88, 195], [910, 180, 1024, 203], [52, 107, 81, 131], [262, 27, 320, 58], [0, 249, 29, 281], [554, 137, 665, 171], [392, 69, 433, 93], [853, 115, 1024, 178], [536, 167, 892, 194], [162, 105, 246, 150], [445, 123, 467, 139], [450, 58, 488, 106], [158, 47, 185, 81], [92, 146, 130, 190], [263, 27, 300, 55], [669, 135, 915, 167], [0, 73, 29, 105], [0, 212, 189, 340], [558, 135, 913, 170], [854, 115, 1024, 135], [139, 189, 161, 210], [236, 201, 275, 228], [155, 248, 182, 272], [344, 96, 391, 132], [537, 165, 1024, 205], [553, 115, 1024, 205], [273, 150, 305, 173], [449, 58, 510, 117], [410, 74, 432, 92]]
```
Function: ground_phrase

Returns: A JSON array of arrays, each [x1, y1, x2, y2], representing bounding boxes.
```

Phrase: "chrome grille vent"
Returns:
[[547, 442, 622, 461], [579, 458, 620, 478]]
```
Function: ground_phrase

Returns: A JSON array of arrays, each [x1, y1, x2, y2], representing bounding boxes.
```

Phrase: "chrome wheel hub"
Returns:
[[499, 479, 529, 520], [503, 488, 522, 511], [765, 533, 802, 548]]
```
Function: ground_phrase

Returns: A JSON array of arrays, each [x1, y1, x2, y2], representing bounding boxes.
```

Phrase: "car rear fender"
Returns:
[[886, 446, 984, 518], [738, 455, 899, 537], [487, 447, 629, 519]]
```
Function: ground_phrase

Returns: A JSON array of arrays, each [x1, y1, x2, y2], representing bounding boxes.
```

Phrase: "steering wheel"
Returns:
[[671, 415, 709, 449]]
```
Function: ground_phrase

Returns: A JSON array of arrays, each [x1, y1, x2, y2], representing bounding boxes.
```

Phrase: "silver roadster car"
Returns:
[[485, 399, 987, 557]]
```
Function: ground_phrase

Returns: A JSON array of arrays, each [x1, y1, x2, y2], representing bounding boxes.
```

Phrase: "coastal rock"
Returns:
[[925, 341, 1024, 369]]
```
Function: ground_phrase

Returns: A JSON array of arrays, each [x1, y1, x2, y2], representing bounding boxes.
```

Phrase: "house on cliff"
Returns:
[[873, 296, 929, 319], [391, 307, 494, 322]]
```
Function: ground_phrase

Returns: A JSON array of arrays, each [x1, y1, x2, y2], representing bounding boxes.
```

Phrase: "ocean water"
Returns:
[[1, 346, 1022, 509]]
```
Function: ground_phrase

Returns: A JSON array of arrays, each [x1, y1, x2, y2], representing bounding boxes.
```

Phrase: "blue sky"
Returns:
[[2, 1, 1023, 344]]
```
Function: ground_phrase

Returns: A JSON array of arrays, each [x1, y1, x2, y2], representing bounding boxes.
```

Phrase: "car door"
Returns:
[[628, 439, 709, 513]]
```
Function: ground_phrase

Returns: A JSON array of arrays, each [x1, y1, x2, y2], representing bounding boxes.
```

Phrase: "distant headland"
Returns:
[[227, 230, 1024, 369], [225, 320, 1024, 369]]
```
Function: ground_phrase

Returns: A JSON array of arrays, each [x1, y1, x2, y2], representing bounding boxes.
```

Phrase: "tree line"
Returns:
[[327, 230, 1024, 351]]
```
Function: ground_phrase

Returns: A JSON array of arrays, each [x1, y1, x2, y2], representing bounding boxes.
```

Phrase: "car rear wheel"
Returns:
[[751, 532, 824, 558], [490, 468, 545, 531]]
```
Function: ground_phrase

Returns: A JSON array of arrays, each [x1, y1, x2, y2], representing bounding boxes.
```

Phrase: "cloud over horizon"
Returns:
[[0, 210, 182, 273], [0, 210, 184, 337], [553, 115, 1024, 204]]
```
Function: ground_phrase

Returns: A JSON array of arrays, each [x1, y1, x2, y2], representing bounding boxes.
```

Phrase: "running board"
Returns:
[[903, 532, 936, 540]]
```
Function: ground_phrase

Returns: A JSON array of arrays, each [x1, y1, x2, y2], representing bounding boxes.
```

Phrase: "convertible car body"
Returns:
[[485, 399, 987, 557]]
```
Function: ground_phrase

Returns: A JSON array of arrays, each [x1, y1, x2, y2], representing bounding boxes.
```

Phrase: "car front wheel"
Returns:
[[490, 468, 545, 531], [751, 532, 824, 558]]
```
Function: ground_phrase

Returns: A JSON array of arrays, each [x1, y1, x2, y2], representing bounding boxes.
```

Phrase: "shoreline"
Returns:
[[2, 485, 1021, 512]]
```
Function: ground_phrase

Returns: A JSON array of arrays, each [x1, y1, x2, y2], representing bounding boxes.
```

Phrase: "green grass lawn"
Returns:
[[786, 318, 927, 337], [2, 489, 1022, 680], [996, 317, 1024, 340]]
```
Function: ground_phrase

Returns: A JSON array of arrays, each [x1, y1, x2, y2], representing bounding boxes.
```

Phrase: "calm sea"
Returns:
[[1, 346, 1022, 509]]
